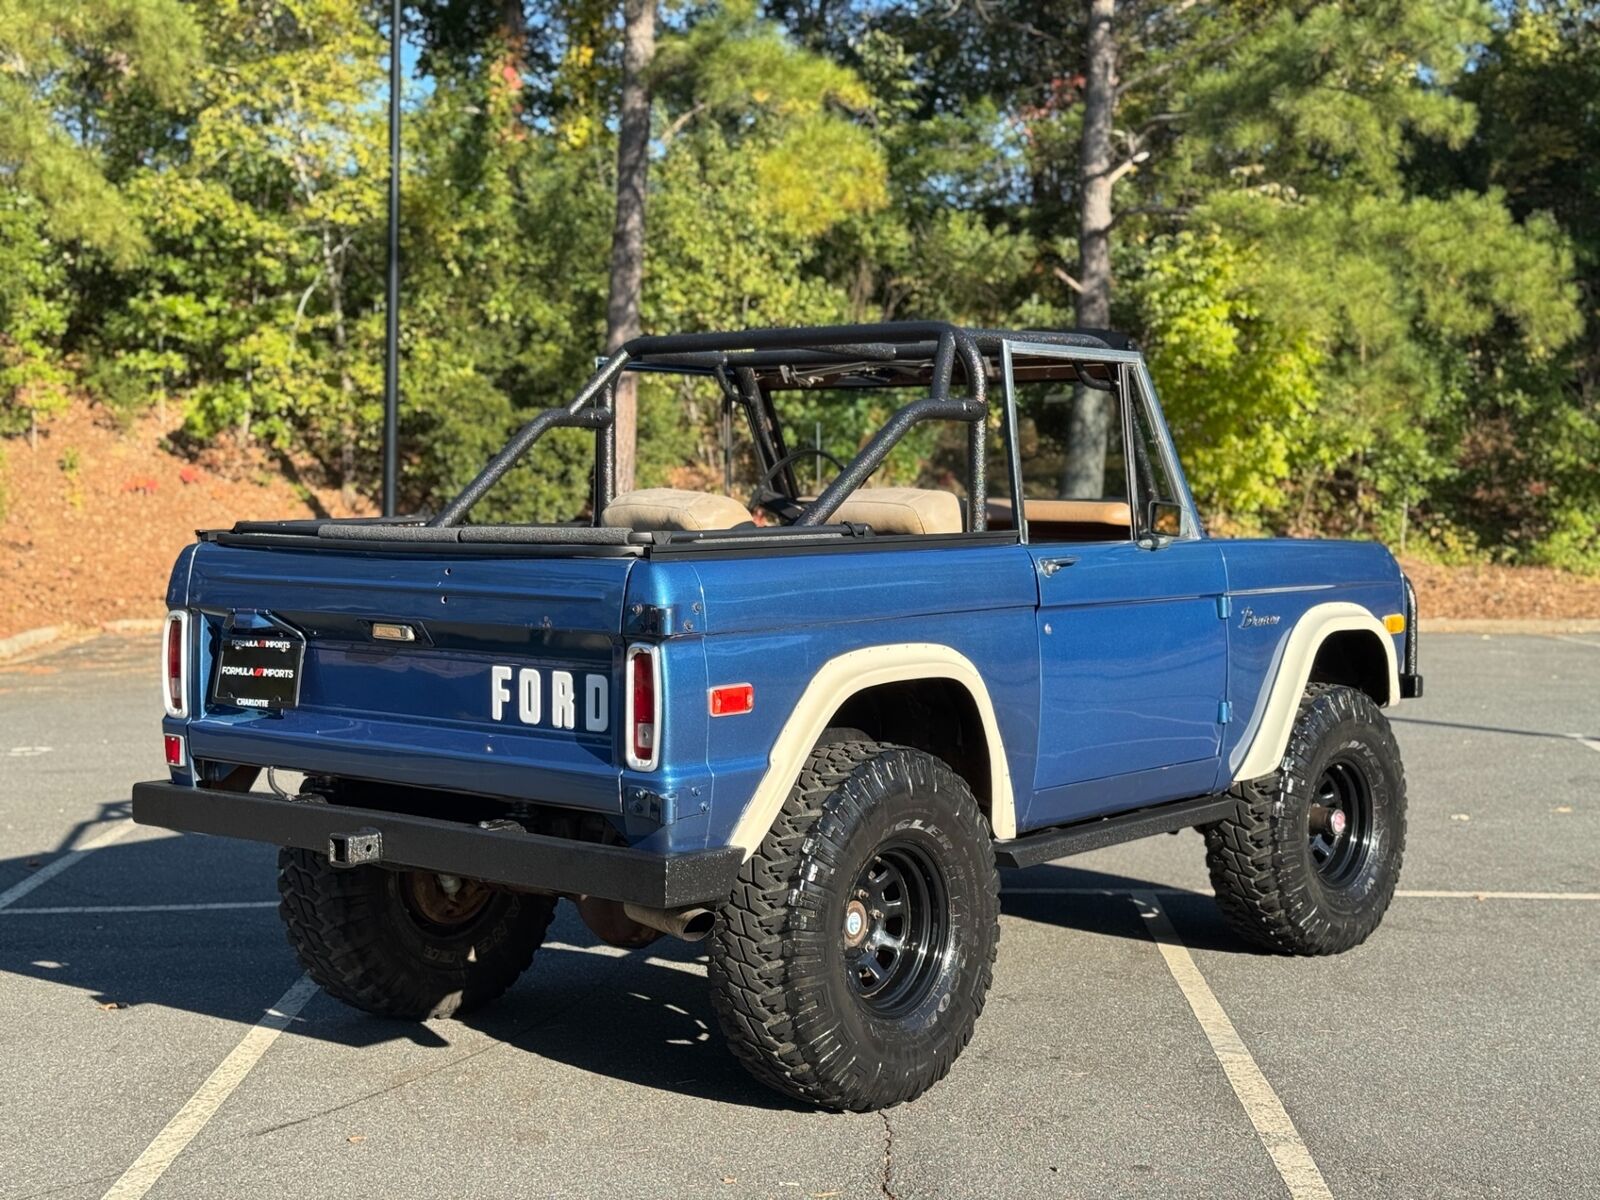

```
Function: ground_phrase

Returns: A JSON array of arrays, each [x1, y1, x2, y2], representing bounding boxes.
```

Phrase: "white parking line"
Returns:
[[101, 973, 317, 1200], [1132, 891, 1333, 1200], [1394, 889, 1600, 901], [0, 901, 279, 916], [1003, 887, 1600, 901], [1548, 634, 1600, 651], [1567, 733, 1600, 754], [0, 820, 135, 911]]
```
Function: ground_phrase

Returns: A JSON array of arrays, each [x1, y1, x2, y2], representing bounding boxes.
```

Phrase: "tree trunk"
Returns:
[[1061, 0, 1117, 499], [604, 0, 655, 497], [322, 227, 357, 501]]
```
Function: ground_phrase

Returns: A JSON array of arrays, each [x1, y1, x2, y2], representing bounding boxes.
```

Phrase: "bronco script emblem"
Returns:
[[1238, 607, 1281, 629]]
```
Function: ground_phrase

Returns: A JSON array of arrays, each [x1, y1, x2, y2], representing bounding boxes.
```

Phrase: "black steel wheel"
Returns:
[[1307, 757, 1374, 886], [709, 738, 1000, 1111], [842, 841, 951, 1016], [1205, 683, 1407, 955]]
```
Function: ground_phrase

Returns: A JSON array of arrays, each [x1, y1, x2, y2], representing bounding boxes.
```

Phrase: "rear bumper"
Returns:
[[131, 781, 743, 909]]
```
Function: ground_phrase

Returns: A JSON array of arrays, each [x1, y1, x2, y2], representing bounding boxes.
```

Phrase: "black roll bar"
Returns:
[[430, 322, 1001, 532], [429, 351, 629, 528], [798, 327, 990, 531]]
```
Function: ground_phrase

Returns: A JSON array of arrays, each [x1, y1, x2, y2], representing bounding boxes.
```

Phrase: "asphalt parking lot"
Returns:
[[1, 630, 1596, 1200]]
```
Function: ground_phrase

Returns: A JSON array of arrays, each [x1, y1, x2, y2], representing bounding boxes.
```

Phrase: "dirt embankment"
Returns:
[[0, 403, 371, 639], [2, 400, 1599, 640]]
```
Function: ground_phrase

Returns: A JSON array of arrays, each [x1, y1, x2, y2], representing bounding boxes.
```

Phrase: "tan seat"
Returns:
[[986, 496, 1132, 541], [601, 488, 756, 533], [832, 487, 963, 535], [987, 497, 1132, 527]]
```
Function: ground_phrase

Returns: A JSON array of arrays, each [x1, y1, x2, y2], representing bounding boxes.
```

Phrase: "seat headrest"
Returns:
[[988, 497, 1132, 528], [831, 487, 963, 536], [601, 489, 755, 533]]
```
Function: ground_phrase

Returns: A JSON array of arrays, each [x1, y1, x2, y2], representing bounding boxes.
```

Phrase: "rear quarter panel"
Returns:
[[627, 541, 1040, 853]]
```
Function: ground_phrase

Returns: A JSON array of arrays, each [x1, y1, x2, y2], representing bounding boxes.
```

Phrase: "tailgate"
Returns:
[[180, 543, 633, 812]]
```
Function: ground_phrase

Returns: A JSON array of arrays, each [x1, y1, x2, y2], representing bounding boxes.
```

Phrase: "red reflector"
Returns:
[[164, 734, 186, 767], [708, 683, 754, 717]]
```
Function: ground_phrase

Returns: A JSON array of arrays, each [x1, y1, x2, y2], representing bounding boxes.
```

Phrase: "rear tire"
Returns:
[[1205, 683, 1406, 955], [708, 739, 1000, 1111], [277, 849, 555, 1019]]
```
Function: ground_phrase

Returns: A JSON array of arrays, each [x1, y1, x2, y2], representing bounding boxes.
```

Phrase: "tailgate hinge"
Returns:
[[624, 604, 674, 638]]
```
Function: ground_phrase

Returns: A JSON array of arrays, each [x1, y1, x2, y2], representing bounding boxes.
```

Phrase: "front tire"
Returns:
[[708, 739, 1000, 1111], [277, 849, 555, 1019], [1205, 684, 1407, 955]]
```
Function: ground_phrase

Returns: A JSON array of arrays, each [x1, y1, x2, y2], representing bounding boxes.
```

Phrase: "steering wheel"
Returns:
[[748, 447, 846, 521]]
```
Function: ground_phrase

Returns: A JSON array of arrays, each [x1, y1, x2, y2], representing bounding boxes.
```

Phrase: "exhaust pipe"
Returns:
[[623, 902, 715, 943], [574, 897, 716, 946]]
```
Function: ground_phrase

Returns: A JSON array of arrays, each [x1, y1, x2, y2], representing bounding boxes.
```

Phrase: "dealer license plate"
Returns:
[[210, 627, 305, 711]]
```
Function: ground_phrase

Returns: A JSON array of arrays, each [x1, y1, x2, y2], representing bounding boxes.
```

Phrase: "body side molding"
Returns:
[[1229, 601, 1399, 784], [727, 643, 1018, 855]]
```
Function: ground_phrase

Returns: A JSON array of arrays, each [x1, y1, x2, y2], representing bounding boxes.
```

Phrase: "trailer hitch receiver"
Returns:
[[328, 828, 383, 867]]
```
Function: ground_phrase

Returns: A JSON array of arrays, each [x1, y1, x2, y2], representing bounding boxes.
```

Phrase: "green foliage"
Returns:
[[0, 0, 199, 262], [1129, 231, 1322, 520], [0, 0, 1593, 570], [0, 191, 72, 435]]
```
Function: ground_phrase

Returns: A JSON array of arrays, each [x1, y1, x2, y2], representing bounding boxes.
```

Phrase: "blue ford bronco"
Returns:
[[133, 322, 1422, 1111]]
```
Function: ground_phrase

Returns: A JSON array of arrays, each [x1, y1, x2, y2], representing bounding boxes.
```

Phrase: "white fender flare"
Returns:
[[728, 643, 1018, 856], [1229, 602, 1400, 784]]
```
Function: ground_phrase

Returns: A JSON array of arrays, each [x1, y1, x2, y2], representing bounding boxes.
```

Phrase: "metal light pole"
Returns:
[[381, 0, 402, 516]]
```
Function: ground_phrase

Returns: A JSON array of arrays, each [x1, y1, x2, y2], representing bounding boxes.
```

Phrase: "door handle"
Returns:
[[1039, 556, 1078, 576]]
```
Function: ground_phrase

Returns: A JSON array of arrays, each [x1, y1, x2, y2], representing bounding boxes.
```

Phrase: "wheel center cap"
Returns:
[[843, 900, 869, 948], [1328, 809, 1348, 837]]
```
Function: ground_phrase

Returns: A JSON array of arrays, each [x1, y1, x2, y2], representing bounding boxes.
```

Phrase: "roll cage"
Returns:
[[422, 320, 1196, 547]]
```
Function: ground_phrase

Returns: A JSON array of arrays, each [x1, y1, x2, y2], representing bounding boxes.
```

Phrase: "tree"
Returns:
[[1061, 0, 1116, 498], [605, 0, 655, 495], [0, 0, 198, 262], [97, 0, 386, 490], [0, 0, 199, 435]]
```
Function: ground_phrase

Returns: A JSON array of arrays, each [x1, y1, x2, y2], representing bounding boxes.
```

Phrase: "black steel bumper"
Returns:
[[131, 781, 744, 909]]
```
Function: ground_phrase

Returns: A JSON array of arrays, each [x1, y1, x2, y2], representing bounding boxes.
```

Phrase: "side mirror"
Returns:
[[1148, 499, 1183, 536]]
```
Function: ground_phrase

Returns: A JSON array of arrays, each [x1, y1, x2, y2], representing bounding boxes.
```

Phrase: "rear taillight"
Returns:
[[163, 610, 190, 718], [624, 644, 660, 771]]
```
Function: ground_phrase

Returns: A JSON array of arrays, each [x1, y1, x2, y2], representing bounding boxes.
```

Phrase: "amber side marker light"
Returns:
[[1384, 613, 1407, 634], [709, 683, 754, 717]]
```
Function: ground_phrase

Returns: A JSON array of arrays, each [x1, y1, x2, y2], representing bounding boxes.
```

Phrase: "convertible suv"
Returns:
[[133, 322, 1421, 1112]]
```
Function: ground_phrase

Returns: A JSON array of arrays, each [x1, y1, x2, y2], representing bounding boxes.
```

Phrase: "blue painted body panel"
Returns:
[[164, 526, 1408, 857], [1026, 538, 1229, 827], [655, 542, 1040, 852], [1216, 539, 1404, 777], [175, 545, 633, 811]]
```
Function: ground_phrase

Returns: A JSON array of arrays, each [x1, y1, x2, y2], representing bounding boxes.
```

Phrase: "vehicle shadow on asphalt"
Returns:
[[0, 829, 805, 1108], [1, 830, 1260, 1113], [998, 864, 1269, 955], [464, 943, 810, 1111]]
